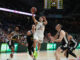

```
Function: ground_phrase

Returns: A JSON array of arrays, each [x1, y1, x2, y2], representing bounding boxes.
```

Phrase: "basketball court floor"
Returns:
[[0, 50, 80, 60]]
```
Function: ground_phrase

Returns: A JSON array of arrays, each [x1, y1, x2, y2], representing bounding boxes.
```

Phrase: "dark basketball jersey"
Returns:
[[11, 31, 19, 40], [7, 40, 14, 48], [57, 30, 68, 46], [69, 38, 78, 48], [27, 31, 33, 46]]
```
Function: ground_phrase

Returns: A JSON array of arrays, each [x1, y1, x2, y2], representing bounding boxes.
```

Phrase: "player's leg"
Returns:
[[32, 46, 34, 55], [7, 40, 14, 60], [33, 40, 37, 51], [33, 33, 38, 59], [29, 43, 34, 58], [33, 33, 38, 51], [65, 49, 69, 58], [55, 47, 62, 60], [37, 34, 44, 52], [11, 40, 15, 58], [68, 48, 77, 58], [28, 47, 33, 57], [10, 47, 14, 58], [38, 43, 41, 51], [31, 46, 36, 60], [7, 45, 14, 60], [64, 48, 77, 60], [28, 47, 36, 60]]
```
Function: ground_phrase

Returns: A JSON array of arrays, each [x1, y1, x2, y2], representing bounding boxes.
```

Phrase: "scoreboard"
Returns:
[[44, 0, 63, 9]]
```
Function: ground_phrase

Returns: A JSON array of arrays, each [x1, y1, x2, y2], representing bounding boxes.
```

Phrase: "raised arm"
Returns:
[[32, 14, 38, 24], [32, 25, 36, 33]]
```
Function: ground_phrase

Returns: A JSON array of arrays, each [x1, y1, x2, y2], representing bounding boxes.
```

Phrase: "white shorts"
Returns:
[[33, 32, 44, 43]]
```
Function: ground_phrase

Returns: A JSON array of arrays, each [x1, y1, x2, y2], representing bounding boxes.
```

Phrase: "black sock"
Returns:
[[66, 50, 69, 58]]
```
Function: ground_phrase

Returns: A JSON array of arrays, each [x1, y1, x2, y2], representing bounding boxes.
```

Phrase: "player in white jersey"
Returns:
[[32, 14, 47, 55]]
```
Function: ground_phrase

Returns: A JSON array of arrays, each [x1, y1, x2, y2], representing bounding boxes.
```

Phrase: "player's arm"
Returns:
[[7, 34, 12, 41], [54, 32, 59, 40], [54, 30, 65, 42], [32, 25, 35, 33], [43, 16, 48, 25], [71, 38, 77, 48], [32, 14, 38, 24]]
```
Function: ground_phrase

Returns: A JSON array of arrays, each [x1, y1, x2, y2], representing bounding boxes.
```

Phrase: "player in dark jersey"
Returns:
[[7, 33, 14, 60], [65, 35, 78, 59], [53, 24, 68, 60], [27, 25, 36, 60], [7, 26, 19, 60]]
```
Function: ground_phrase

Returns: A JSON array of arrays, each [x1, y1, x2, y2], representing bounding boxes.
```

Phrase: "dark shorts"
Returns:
[[60, 45, 68, 51], [7, 40, 15, 49], [68, 47, 76, 51]]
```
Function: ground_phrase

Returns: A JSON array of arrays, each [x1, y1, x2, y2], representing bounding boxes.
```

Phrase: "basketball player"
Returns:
[[27, 25, 36, 60], [32, 14, 47, 56], [7, 26, 19, 60], [53, 24, 68, 60], [65, 35, 78, 59]]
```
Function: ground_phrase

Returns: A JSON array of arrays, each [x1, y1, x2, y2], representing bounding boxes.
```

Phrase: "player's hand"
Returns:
[[42, 16, 46, 20]]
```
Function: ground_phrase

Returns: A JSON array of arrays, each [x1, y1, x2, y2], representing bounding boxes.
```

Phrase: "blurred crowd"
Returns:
[[0, 27, 52, 43], [0, 27, 80, 43]]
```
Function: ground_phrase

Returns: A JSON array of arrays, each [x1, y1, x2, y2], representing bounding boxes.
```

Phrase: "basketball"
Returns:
[[31, 7, 37, 13]]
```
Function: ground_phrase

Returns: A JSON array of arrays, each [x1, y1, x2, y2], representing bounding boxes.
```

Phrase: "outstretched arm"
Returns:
[[54, 32, 59, 40], [32, 14, 38, 24]]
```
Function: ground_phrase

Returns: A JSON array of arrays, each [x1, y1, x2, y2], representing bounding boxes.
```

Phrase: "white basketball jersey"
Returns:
[[36, 22, 45, 33]]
